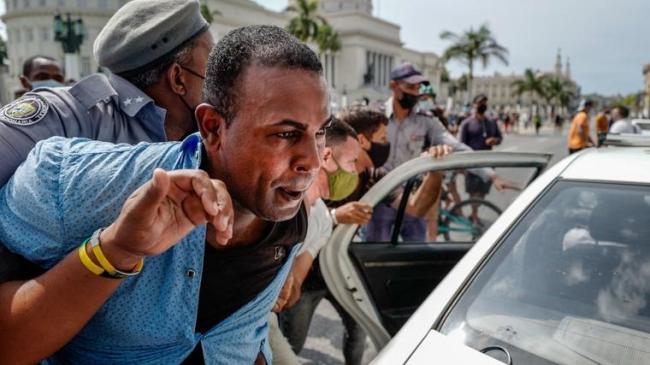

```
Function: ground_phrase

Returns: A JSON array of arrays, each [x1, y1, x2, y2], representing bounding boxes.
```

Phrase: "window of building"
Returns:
[[15, 29, 21, 43], [76, 0, 87, 8], [118, 0, 128, 8], [365, 50, 393, 87], [98, 0, 108, 9], [40, 27, 50, 41], [25, 28, 34, 42], [12, 0, 18, 10], [25, 0, 31, 8], [57, 0, 66, 6], [39, 0, 47, 6], [81, 56, 91, 77]]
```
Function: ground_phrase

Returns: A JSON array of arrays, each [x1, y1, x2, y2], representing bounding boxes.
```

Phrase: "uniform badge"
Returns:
[[0, 94, 49, 126]]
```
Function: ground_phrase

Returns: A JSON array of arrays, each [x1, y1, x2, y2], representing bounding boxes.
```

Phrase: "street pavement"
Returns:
[[295, 126, 569, 365]]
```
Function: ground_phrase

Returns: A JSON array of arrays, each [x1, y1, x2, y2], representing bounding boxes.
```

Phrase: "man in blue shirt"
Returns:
[[0, 25, 330, 365]]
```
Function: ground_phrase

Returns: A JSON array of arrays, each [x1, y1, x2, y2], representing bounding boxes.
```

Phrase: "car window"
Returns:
[[438, 180, 650, 365], [354, 166, 539, 244]]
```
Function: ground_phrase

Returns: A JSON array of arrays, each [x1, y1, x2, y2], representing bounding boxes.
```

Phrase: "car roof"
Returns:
[[560, 147, 650, 184]]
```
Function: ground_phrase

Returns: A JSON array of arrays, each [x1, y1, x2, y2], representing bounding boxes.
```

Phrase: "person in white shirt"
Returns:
[[609, 105, 641, 134]]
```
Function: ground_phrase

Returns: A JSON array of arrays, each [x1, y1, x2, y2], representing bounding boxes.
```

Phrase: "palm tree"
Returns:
[[316, 23, 341, 54], [440, 24, 509, 100], [543, 77, 575, 117], [286, 0, 340, 54], [199, 1, 221, 25], [286, 0, 323, 42], [511, 69, 546, 115], [0, 36, 6, 65]]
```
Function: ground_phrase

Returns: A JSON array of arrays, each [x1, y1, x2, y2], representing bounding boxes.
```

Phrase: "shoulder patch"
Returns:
[[0, 94, 49, 126]]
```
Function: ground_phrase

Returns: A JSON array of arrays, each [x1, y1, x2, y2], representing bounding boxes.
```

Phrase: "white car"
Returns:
[[320, 143, 650, 364], [631, 119, 650, 135]]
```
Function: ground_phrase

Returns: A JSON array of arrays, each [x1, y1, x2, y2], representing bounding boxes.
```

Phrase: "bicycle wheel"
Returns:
[[443, 199, 502, 242]]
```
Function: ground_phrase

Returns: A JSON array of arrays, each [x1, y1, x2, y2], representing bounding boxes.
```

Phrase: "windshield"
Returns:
[[438, 180, 650, 365]]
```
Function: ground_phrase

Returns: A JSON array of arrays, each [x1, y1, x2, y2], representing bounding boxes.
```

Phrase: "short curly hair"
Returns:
[[203, 25, 323, 124]]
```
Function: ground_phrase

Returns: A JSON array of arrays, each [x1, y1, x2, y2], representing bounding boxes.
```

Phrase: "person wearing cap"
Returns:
[[0, 25, 328, 364], [368, 63, 508, 241], [568, 99, 595, 154], [0, 0, 213, 188], [418, 84, 437, 114]]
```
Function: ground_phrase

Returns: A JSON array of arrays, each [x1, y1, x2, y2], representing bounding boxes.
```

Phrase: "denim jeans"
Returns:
[[278, 289, 366, 365]]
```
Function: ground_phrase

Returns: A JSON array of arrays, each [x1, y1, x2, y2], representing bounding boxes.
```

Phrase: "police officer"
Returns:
[[0, 0, 214, 359], [374, 63, 509, 241], [0, 0, 214, 187]]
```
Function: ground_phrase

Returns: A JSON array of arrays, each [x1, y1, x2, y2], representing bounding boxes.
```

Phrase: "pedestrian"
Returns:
[[595, 108, 611, 146], [19, 55, 65, 92], [0, 24, 328, 364], [567, 99, 595, 154], [534, 114, 542, 135], [609, 105, 640, 134], [458, 94, 503, 222], [0, 0, 215, 358]]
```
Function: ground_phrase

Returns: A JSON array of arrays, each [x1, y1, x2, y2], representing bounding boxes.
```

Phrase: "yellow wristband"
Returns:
[[89, 228, 144, 278], [78, 240, 105, 276]]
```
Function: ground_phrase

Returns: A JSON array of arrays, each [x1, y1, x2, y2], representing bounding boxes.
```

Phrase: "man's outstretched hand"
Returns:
[[100, 169, 234, 270]]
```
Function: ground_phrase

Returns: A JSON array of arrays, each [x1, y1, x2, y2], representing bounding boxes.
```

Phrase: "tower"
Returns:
[[555, 48, 562, 76], [565, 57, 572, 80]]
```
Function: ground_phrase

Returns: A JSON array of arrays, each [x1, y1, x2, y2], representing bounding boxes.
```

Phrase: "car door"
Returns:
[[319, 151, 551, 349]]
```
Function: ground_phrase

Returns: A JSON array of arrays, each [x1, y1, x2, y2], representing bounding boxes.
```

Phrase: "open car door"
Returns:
[[319, 151, 552, 350]]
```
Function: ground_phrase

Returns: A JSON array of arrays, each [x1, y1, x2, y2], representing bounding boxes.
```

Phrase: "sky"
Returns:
[[255, 0, 650, 96]]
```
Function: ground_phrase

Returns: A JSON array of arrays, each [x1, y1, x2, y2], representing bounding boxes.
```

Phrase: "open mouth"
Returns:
[[278, 187, 303, 202]]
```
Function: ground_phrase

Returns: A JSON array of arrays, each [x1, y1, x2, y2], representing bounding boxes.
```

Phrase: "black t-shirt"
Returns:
[[194, 203, 308, 333]]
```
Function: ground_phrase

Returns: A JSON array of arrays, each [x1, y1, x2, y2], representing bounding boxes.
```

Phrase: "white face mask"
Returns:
[[418, 100, 434, 111], [30, 79, 64, 89]]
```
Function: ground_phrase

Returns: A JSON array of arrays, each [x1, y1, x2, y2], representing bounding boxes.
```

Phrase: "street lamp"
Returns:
[[54, 13, 85, 81]]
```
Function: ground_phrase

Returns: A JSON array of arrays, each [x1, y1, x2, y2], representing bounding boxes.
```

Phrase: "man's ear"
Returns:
[[357, 133, 371, 150], [321, 146, 336, 171], [389, 80, 399, 92], [196, 104, 224, 151], [19, 76, 31, 90], [167, 63, 187, 95]]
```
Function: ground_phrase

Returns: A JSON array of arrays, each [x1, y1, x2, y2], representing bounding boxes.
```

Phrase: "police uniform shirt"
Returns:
[[0, 71, 167, 187], [385, 109, 472, 171], [385, 109, 494, 180]]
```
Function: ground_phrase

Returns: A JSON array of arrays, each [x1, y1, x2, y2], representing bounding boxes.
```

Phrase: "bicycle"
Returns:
[[437, 198, 502, 241]]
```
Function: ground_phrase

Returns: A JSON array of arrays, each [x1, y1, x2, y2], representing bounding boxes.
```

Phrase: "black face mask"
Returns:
[[368, 141, 390, 167], [398, 92, 419, 110], [477, 104, 488, 114]]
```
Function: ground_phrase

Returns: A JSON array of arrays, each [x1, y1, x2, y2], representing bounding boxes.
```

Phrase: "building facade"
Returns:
[[1, 0, 124, 103], [441, 50, 579, 117], [1, 0, 443, 108], [643, 63, 650, 118]]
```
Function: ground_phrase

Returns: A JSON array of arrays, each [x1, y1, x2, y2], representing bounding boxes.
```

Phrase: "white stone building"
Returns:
[[1, 0, 125, 103], [643, 63, 650, 118], [1, 0, 443, 107]]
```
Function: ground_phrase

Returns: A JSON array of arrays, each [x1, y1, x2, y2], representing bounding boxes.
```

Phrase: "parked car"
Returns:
[[320, 144, 650, 364], [631, 119, 650, 135]]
